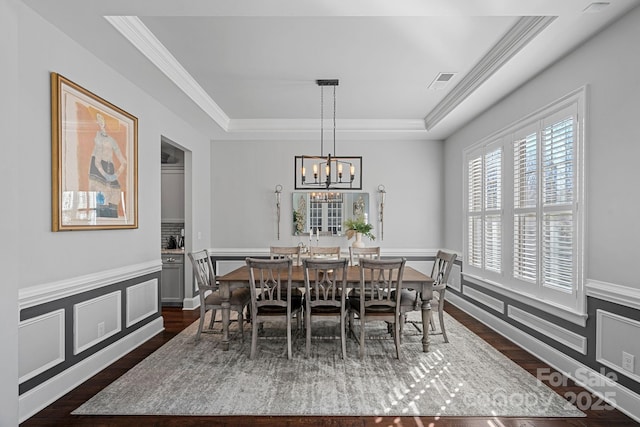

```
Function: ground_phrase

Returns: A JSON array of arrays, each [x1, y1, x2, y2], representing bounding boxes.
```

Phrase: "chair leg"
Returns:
[[394, 319, 401, 359], [305, 308, 311, 358], [250, 315, 258, 359], [359, 315, 366, 359], [209, 309, 216, 330], [439, 309, 448, 343], [196, 307, 206, 342], [399, 313, 404, 344], [340, 312, 347, 359], [237, 309, 245, 343], [287, 313, 293, 359]]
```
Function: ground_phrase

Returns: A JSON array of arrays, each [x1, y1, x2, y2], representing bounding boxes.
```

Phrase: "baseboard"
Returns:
[[446, 293, 640, 423], [182, 295, 200, 310], [18, 317, 164, 423]]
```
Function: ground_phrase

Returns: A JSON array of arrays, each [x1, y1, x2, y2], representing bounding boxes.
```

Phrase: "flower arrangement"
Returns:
[[344, 216, 375, 241]]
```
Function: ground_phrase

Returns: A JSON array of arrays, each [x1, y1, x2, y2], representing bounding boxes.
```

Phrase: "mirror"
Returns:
[[292, 192, 369, 236]]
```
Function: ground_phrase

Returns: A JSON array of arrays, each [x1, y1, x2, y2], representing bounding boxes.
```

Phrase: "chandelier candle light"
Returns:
[[295, 79, 362, 190]]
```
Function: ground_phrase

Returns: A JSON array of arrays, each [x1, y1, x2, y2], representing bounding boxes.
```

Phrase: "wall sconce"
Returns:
[[378, 184, 386, 241], [275, 184, 283, 240]]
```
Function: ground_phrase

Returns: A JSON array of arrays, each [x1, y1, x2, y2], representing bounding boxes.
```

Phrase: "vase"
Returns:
[[352, 232, 365, 248]]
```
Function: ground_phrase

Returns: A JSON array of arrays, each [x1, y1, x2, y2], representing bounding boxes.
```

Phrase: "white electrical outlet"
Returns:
[[622, 351, 634, 372], [97, 322, 105, 338]]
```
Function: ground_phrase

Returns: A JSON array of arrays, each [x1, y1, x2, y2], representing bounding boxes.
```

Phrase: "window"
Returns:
[[309, 200, 343, 234], [464, 88, 585, 314]]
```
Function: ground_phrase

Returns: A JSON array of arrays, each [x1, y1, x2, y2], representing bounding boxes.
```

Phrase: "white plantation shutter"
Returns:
[[513, 132, 537, 282], [468, 216, 482, 268], [541, 116, 575, 291], [543, 118, 574, 206], [543, 212, 573, 290], [465, 147, 502, 274], [467, 156, 483, 268], [464, 88, 584, 314], [484, 215, 501, 272], [484, 148, 501, 273]]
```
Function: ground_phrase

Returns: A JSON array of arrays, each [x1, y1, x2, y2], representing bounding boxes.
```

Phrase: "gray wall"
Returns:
[[444, 7, 640, 288], [211, 139, 444, 251], [15, 3, 213, 290], [1, 0, 20, 424], [9, 2, 214, 421]]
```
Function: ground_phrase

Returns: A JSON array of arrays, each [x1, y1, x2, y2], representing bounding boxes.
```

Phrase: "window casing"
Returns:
[[463, 88, 585, 315]]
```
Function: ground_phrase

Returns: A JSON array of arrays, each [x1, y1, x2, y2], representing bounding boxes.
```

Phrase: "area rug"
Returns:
[[73, 311, 584, 417]]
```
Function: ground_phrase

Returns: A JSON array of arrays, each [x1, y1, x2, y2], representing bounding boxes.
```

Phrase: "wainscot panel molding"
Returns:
[[596, 310, 640, 383], [18, 317, 163, 423], [126, 279, 159, 327], [19, 260, 162, 310], [73, 291, 122, 355], [587, 279, 640, 312], [508, 305, 587, 355], [447, 292, 640, 423], [18, 309, 65, 384], [463, 285, 505, 314], [462, 272, 588, 327]]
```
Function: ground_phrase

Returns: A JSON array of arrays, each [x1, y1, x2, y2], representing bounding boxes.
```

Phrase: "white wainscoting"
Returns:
[[19, 260, 162, 310], [18, 309, 65, 384], [448, 263, 462, 292], [596, 310, 640, 383], [462, 285, 505, 314], [447, 292, 640, 423], [74, 291, 122, 355], [587, 279, 640, 311], [126, 279, 158, 327], [508, 305, 587, 354], [18, 317, 163, 423]]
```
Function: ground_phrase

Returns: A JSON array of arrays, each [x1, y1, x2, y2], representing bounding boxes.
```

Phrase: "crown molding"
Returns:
[[424, 15, 556, 130], [104, 15, 230, 131], [228, 118, 426, 132]]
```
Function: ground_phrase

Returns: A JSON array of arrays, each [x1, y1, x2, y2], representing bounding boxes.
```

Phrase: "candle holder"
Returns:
[[378, 184, 386, 241], [274, 184, 283, 240]]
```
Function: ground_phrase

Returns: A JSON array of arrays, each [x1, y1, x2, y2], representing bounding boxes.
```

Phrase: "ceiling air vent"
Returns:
[[428, 72, 456, 90]]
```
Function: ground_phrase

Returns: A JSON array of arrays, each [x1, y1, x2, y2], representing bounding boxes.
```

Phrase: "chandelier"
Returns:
[[294, 79, 362, 190]]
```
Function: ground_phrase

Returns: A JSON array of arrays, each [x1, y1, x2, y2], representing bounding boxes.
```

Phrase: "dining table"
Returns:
[[215, 263, 435, 352]]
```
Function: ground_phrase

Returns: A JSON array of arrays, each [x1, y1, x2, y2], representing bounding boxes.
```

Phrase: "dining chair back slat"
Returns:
[[270, 246, 302, 266], [349, 246, 381, 266], [245, 257, 302, 359], [350, 257, 406, 359], [309, 246, 341, 259], [188, 250, 250, 343], [303, 258, 349, 358]]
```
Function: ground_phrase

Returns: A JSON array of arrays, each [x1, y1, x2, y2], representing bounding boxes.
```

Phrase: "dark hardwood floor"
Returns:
[[20, 304, 638, 427]]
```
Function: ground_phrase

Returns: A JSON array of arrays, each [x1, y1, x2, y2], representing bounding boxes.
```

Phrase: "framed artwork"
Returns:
[[51, 73, 138, 231]]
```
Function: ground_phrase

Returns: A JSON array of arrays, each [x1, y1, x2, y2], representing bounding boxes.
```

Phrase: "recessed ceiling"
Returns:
[[23, 0, 640, 140]]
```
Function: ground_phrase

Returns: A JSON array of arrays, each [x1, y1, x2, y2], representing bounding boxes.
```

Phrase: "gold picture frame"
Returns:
[[51, 73, 138, 231]]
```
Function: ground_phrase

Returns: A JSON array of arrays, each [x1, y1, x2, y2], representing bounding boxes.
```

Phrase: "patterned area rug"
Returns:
[[73, 311, 584, 417]]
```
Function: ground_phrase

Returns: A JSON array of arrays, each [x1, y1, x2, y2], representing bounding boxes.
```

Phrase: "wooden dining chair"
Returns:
[[349, 257, 406, 359], [188, 250, 250, 343], [349, 246, 381, 266], [302, 258, 349, 358], [309, 246, 341, 259], [399, 250, 457, 343], [245, 257, 303, 359], [270, 246, 302, 266]]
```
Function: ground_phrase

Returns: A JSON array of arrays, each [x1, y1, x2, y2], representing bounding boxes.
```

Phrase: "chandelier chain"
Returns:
[[320, 85, 324, 157], [333, 84, 336, 156]]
